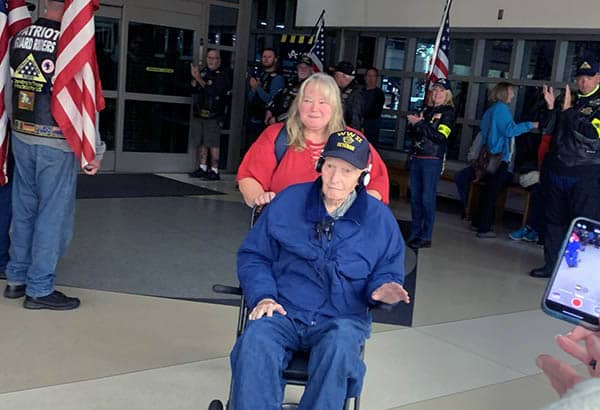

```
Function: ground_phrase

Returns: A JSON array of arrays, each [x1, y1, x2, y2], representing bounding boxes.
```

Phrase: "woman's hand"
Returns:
[[562, 84, 572, 111], [248, 298, 287, 320], [407, 113, 424, 125], [253, 191, 276, 206]]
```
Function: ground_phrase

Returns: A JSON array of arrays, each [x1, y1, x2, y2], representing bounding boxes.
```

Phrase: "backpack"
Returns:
[[274, 125, 288, 164]]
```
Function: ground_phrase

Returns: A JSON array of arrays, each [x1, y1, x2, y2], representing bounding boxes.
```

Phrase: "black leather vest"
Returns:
[[10, 18, 63, 139], [554, 87, 600, 167]]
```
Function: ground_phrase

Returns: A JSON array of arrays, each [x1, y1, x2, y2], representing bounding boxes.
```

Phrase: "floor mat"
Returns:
[[77, 173, 224, 199]]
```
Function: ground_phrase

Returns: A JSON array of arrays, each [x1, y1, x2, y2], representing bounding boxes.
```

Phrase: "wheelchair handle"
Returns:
[[212, 284, 243, 296]]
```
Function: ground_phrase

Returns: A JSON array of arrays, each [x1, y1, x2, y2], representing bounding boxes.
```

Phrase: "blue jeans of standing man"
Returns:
[[409, 157, 442, 241], [230, 314, 369, 410], [5, 136, 78, 297], [0, 179, 11, 274]]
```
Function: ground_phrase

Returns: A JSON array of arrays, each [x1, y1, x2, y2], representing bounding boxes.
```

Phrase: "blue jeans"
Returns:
[[230, 314, 369, 410], [6, 136, 78, 297], [409, 158, 442, 241], [0, 179, 11, 273]]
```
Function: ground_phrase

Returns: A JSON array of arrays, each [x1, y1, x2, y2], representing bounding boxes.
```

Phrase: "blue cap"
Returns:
[[575, 60, 599, 77], [322, 130, 369, 169], [432, 78, 451, 90]]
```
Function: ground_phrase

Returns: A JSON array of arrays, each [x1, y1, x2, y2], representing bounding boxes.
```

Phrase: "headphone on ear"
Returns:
[[315, 155, 372, 188]]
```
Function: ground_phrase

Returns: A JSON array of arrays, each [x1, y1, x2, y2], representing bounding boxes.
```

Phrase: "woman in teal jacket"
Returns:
[[474, 82, 538, 237]]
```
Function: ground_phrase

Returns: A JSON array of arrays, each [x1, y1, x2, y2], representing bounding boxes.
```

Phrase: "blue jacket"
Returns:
[[480, 101, 534, 162], [237, 179, 406, 325]]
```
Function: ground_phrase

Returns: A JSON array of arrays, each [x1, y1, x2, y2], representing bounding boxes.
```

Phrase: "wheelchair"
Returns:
[[208, 205, 363, 409], [207, 282, 363, 410]]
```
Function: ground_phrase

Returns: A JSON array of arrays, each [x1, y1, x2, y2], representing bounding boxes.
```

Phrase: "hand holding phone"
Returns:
[[542, 217, 600, 330]]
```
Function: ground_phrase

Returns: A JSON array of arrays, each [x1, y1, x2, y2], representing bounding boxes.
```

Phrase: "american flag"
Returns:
[[426, 0, 452, 93], [50, 0, 104, 168], [0, 0, 31, 185], [307, 11, 325, 72]]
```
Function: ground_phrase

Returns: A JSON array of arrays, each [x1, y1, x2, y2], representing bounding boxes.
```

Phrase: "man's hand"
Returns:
[[562, 84, 572, 111], [248, 298, 287, 320], [536, 326, 600, 396], [249, 77, 259, 90], [371, 282, 410, 305], [542, 85, 555, 109], [82, 159, 101, 175]]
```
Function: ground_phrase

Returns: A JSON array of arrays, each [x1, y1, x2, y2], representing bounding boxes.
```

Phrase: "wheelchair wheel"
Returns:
[[208, 399, 224, 410]]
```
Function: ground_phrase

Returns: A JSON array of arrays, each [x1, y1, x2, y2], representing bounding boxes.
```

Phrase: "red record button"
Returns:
[[572, 298, 583, 308]]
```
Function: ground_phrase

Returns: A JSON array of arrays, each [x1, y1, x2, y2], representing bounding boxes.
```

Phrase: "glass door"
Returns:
[[115, 7, 202, 172]]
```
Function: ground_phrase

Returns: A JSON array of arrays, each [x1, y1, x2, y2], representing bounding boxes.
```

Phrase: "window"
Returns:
[[99, 98, 116, 151], [381, 76, 402, 111], [414, 39, 434, 73], [356, 36, 376, 69], [378, 113, 398, 148], [95, 17, 119, 90], [256, 0, 268, 29], [209, 6, 238, 47], [564, 41, 600, 80], [449, 39, 473, 76], [409, 78, 427, 111], [123, 101, 189, 153], [482, 40, 513, 78], [451, 81, 469, 118], [521, 40, 554, 81], [274, 0, 286, 29], [514, 85, 546, 122], [384, 38, 406, 70], [126, 22, 194, 96]]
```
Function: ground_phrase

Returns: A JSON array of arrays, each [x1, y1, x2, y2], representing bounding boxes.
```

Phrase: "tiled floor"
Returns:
[[0, 173, 579, 409]]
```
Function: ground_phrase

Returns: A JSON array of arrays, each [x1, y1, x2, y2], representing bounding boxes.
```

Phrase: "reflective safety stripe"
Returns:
[[593, 118, 600, 138], [437, 124, 452, 138]]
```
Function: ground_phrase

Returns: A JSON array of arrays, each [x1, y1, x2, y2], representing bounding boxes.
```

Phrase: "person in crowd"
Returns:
[[265, 54, 314, 124], [333, 61, 365, 130], [362, 67, 385, 143], [454, 132, 482, 219], [189, 49, 232, 181], [473, 82, 538, 238], [3, 0, 105, 310], [230, 130, 410, 410], [509, 133, 552, 243], [246, 48, 285, 147], [406, 78, 456, 249], [529, 59, 600, 278], [537, 324, 600, 409], [237, 72, 390, 208]]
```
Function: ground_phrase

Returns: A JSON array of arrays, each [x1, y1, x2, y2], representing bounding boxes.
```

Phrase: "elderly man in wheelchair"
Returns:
[[231, 130, 410, 410]]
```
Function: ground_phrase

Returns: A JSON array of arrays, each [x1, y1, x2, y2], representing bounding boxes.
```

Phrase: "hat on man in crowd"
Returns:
[[322, 130, 369, 170], [297, 54, 313, 67], [575, 59, 599, 77], [334, 61, 356, 76], [432, 78, 452, 90]]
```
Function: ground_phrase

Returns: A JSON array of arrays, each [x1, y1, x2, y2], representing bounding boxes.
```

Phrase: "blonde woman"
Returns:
[[237, 72, 389, 207], [405, 78, 456, 249]]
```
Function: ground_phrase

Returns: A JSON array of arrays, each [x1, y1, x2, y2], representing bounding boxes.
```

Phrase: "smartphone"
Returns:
[[542, 217, 600, 330]]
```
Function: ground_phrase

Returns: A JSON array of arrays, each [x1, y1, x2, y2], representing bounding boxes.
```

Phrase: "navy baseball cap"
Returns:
[[322, 130, 369, 169], [575, 60, 599, 77], [334, 61, 356, 76], [432, 78, 451, 90], [297, 54, 313, 67]]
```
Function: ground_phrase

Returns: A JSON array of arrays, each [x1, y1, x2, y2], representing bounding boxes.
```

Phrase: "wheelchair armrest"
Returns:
[[212, 284, 243, 296]]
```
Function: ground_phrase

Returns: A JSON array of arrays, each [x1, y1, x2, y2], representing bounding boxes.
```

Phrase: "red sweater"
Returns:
[[237, 123, 390, 204]]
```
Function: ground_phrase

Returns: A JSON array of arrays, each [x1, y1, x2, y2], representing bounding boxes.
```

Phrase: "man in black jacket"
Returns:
[[530, 59, 600, 278], [333, 61, 365, 130]]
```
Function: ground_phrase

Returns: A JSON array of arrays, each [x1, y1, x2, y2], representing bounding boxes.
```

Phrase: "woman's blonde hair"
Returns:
[[427, 87, 455, 107], [285, 72, 345, 150], [488, 82, 514, 103]]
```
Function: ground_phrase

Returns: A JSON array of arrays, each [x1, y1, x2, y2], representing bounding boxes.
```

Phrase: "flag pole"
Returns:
[[427, 0, 452, 81], [309, 10, 325, 40]]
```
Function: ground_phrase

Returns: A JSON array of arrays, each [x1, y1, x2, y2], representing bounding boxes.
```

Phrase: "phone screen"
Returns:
[[543, 218, 600, 329]]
